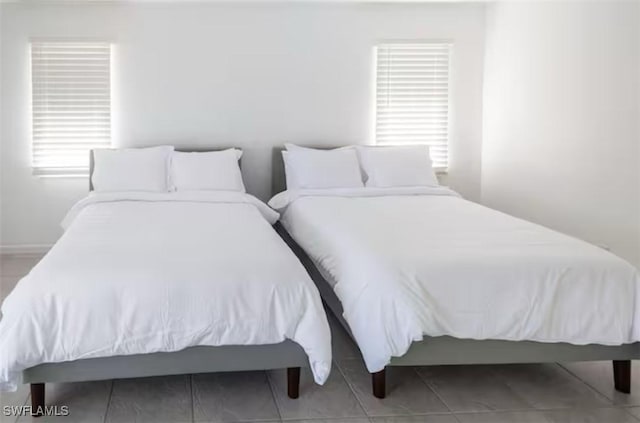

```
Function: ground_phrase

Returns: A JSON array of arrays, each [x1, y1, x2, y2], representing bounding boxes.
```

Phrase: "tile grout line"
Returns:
[[265, 370, 284, 422], [278, 419, 372, 422], [13, 391, 29, 423], [412, 366, 454, 414], [416, 363, 623, 416], [554, 362, 619, 406], [102, 379, 115, 423], [190, 374, 195, 423], [450, 407, 640, 421], [622, 407, 640, 423], [451, 407, 579, 416], [333, 359, 373, 418], [337, 359, 460, 419], [451, 411, 465, 423], [431, 365, 543, 415], [492, 364, 616, 412]]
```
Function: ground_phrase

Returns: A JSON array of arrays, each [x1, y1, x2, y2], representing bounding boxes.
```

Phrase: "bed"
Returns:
[[0, 148, 331, 415], [270, 145, 640, 399]]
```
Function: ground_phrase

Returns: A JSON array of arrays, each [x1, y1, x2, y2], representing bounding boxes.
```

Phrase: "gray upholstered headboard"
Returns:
[[271, 146, 287, 196], [271, 145, 347, 196], [89, 147, 242, 191]]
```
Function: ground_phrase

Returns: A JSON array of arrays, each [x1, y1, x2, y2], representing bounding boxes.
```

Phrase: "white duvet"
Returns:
[[0, 191, 331, 391], [270, 187, 640, 374]]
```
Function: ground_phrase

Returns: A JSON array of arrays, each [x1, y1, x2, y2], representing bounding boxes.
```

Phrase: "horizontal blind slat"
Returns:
[[33, 116, 110, 121], [34, 83, 109, 89]]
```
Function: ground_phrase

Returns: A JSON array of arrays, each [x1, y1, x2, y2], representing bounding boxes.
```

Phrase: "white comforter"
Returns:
[[270, 187, 640, 374], [0, 191, 331, 391]]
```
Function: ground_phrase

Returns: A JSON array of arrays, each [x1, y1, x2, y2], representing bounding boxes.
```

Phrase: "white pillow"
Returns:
[[170, 149, 245, 192], [357, 145, 439, 188], [283, 144, 364, 189], [92, 146, 174, 192]]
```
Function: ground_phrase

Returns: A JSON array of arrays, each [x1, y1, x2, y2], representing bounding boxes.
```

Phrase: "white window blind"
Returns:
[[375, 43, 451, 170], [31, 41, 112, 176]]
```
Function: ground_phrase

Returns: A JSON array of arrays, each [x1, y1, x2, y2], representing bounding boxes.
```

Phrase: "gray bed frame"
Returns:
[[24, 148, 306, 416], [271, 146, 640, 399]]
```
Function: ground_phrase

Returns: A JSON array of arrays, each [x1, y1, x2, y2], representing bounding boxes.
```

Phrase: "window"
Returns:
[[31, 41, 112, 176], [374, 43, 451, 170]]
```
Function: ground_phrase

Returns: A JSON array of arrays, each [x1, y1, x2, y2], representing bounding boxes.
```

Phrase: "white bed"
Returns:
[[269, 185, 640, 397], [0, 155, 331, 411]]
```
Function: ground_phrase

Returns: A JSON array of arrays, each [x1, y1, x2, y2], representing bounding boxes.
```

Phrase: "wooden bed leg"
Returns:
[[30, 383, 45, 417], [287, 367, 300, 399], [372, 369, 386, 399], [613, 360, 631, 394]]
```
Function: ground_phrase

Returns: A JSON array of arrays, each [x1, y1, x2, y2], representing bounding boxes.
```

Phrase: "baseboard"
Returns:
[[0, 244, 52, 256]]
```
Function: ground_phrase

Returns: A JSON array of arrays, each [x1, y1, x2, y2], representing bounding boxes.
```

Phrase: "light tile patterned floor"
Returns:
[[1, 254, 640, 423]]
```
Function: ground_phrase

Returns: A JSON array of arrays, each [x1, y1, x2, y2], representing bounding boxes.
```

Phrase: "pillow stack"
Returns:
[[91, 146, 245, 193], [282, 144, 439, 190]]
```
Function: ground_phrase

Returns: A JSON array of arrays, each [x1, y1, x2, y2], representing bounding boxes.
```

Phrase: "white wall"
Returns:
[[0, 1, 486, 249], [482, 1, 640, 266]]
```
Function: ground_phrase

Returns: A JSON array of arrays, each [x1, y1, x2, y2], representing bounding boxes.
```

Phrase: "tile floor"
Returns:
[[1, 254, 639, 423]]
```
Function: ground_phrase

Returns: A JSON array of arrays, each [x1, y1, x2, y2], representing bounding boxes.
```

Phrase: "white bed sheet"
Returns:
[[270, 187, 640, 373], [0, 191, 331, 391]]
